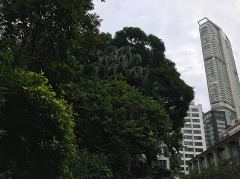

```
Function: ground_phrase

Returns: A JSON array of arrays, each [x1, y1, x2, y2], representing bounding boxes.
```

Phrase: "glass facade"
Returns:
[[203, 110, 227, 148]]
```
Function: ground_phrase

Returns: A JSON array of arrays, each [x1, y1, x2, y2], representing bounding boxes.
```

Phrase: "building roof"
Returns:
[[198, 17, 221, 30]]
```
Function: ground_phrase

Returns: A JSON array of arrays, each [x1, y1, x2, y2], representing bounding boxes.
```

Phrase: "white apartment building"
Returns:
[[198, 17, 240, 125], [180, 102, 207, 174]]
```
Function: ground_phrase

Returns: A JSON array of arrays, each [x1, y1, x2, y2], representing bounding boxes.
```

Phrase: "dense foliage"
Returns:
[[0, 68, 76, 178], [93, 27, 193, 156], [72, 149, 112, 179], [61, 79, 171, 178], [0, 0, 194, 178], [113, 27, 193, 131], [0, 0, 101, 85]]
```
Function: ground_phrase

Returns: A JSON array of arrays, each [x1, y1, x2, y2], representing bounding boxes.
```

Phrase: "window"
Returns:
[[202, 37, 209, 44], [185, 147, 194, 152], [184, 141, 193, 146], [218, 127, 226, 130], [192, 119, 200, 123], [185, 118, 191, 122], [159, 160, 167, 168], [200, 30, 207, 36], [203, 44, 210, 50], [220, 113, 225, 118], [183, 130, 192, 134], [218, 116, 226, 121], [217, 124, 226, 128], [200, 26, 208, 32], [193, 124, 200, 128], [192, 113, 199, 117], [217, 120, 225, 124], [185, 154, 194, 158], [194, 136, 202, 140], [184, 135, 193, 139], [195, 148, 203, 152], [193, 130, 201, 134], [195, 142, 202, 146], [180, 160, 184, 165], [184, 124, 191, 128], [191, 108, 199, 112]]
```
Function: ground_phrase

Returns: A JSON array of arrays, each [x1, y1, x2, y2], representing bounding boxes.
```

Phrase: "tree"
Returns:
[[0, 67, 76, 179], [113, 27, 194, 131], [93, 27, 193, 157], [0, 0, 194, 177], [0, 0, 103, 85], [61, 79, 171, 178]]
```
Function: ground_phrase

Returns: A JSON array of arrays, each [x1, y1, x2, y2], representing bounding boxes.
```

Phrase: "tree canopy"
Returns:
[[0, 0, 194, 178], [61, 79, 171, 178], [0, 0, 101, 85], [113, 27, 194, 131]]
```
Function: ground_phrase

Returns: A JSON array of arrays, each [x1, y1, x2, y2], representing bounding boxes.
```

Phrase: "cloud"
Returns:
[[93, 0, 240, 112]]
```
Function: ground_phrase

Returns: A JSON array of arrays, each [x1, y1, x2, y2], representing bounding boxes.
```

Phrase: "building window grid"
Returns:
[[182, 104, 206, 174], [192, 119, 200, 123]]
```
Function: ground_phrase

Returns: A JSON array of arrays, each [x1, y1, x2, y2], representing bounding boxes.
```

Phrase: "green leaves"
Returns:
[[72, 149, 112, 179], [61, 79, 171, 178], [94, 46, 148, 88], [0, 68, 76, 178], [0, 0, 101, 86], [0, 0, 193, 178]]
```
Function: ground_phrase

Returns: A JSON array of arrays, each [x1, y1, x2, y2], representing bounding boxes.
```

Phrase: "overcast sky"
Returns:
[[93, 0, 240, 112]]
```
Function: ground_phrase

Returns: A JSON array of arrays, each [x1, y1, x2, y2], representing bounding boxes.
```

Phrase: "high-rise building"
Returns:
[[180, 102, 207, 174], [198, 18, 240, 125], [203, 110, 227, 148]]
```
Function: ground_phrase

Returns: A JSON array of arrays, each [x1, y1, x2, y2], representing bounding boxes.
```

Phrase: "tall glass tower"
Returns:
[[198, 18, 240, 125]]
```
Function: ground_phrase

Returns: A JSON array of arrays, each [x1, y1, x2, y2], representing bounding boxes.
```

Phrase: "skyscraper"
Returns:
[[180, 102, 206, 174], [198, 18, 240, 125]]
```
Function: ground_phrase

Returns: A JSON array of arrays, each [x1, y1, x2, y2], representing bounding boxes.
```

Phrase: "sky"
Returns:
[[93, 0, 240, 112]]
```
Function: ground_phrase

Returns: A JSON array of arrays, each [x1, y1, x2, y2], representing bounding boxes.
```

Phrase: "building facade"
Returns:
[[180, 102, 207, 174], [198, 17, 240, 125], [188, 130, 240, 173], [203, 110, 227, 148]]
